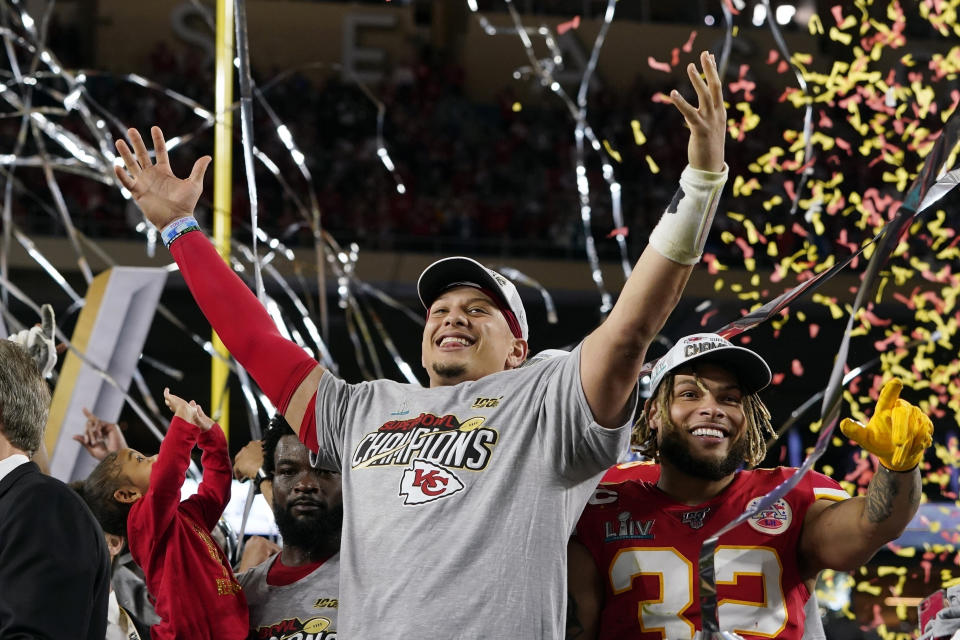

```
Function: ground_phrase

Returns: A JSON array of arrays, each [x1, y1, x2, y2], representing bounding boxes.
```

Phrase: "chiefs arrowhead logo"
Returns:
[[399, 459, 465, 505]]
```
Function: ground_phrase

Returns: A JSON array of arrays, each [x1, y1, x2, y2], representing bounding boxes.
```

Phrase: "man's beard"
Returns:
[[432, 362, 467, 380], [273, 501, 343, 556], [658, 426, 749, 481]]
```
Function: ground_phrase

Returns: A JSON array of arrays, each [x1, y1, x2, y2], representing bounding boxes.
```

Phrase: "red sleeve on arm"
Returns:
[[299, 393, 319, 452], [130, 417, 198, 539], [182, 424, 233, 531], [170, 231, 317, 414]]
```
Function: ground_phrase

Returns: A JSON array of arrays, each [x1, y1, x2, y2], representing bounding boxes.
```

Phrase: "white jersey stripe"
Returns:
[[813, 487, 850, 501]]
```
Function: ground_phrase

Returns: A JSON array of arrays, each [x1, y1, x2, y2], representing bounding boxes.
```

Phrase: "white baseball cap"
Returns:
[[417, 257, 529, 341], [648, 333, 771, 396]]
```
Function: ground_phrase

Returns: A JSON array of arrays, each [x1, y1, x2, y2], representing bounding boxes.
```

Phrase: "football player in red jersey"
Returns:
[[583, 440, 832, 639], [568, 333, 932, 639]]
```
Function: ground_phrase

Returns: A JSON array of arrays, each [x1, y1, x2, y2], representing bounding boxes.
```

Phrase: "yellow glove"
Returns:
[[839, 378, 933, 471]]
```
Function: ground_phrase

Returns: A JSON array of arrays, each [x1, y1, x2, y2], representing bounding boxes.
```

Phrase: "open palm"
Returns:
[[114, 126, 211, 229], [669, 51, 726, 173]]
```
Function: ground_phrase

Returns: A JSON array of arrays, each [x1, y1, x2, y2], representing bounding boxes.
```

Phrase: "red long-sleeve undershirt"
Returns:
[[170, 230, 319, 450]]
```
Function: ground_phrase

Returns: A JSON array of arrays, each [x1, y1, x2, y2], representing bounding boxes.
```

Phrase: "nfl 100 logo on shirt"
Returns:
[[350, 412, 499, 505]]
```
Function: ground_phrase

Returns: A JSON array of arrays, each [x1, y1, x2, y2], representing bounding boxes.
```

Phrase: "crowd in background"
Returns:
[[3, 3, 952, 269], [5, 25, 828, 264]]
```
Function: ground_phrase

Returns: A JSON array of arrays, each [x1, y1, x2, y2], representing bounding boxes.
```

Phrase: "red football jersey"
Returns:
[[575, 467, 849, 640], [601, 460, 660, 484]]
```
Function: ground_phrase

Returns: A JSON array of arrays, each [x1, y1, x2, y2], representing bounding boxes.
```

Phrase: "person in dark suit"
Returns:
[[0, 337, 111, 639]]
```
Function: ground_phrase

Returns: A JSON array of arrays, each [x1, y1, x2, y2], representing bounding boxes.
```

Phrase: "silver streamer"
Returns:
[[12, 225, 83, 304], [246, 59, 412, 361], [917, 168, 960, 213], [467, 0, 625, 316], [0, 0, 428, 457], [251, 61, 408, 344], [3, 55, 418, 399], [717, 1, 734, 78], [493, 265, 558, 325], [759, 0, 815, 215], [357, 296, 420, 386], [350, 73, 407, 197], [233, 0, 265, 303], [355, 280, 428, 327], [466, 0, 564, 65], [0, 19, 95, 284]]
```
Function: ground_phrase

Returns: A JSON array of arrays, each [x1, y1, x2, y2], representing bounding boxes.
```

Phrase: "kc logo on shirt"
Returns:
[[354, 412, 499, 506], [399, 459, 465, 505]]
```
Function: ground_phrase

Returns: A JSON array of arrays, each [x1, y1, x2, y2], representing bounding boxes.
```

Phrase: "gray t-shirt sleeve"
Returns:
[[234, 556, 269, 592], [538, 343, 634, 482], [312, 371, 351, 471]]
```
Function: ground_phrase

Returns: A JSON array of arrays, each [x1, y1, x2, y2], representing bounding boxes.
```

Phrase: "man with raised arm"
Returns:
[[568, 333, 932, 639], [115, 52, 728, 638]]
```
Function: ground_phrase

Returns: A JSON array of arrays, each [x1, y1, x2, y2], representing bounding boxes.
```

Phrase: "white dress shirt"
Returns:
[[0, 453, 29, 484]]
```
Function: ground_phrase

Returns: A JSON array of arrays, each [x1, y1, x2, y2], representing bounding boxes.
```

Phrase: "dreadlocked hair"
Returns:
[[262, 413, 296, 477], [632, 371, 774, 467], [69, 452, 133, 536]]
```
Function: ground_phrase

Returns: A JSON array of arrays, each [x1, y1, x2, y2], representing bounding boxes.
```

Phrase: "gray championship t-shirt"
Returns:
[[237, 552, 339, 639], [313, 343, 632, 638]]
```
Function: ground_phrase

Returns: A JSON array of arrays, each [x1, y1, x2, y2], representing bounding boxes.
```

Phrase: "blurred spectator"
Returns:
[[234, 415, 342, 637]]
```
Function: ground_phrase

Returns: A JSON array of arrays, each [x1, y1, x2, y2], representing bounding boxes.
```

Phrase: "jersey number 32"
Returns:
[[610, 546, 787, 638]]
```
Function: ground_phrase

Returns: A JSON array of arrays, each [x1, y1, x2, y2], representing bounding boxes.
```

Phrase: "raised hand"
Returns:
[[669, 50, 726, 173], [840, 378, 933, 471], [114, 126, 211, 230], [234, 440, 265, 481], [7, 303, 57, 377], [163, 387, 215, 432], [73, 407, 127, 461]]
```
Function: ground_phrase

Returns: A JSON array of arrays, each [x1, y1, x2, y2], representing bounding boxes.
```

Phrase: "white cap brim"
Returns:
[[649, 333, 771, 396]]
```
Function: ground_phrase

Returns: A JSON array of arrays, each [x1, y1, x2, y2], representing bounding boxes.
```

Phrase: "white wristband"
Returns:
[[648, 163, 728, 265]]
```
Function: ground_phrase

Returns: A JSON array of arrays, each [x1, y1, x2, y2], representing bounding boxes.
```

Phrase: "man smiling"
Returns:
[[417, 255, 529, 386], [116, 52, 728, 639], [569, 333, 933, 639]]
